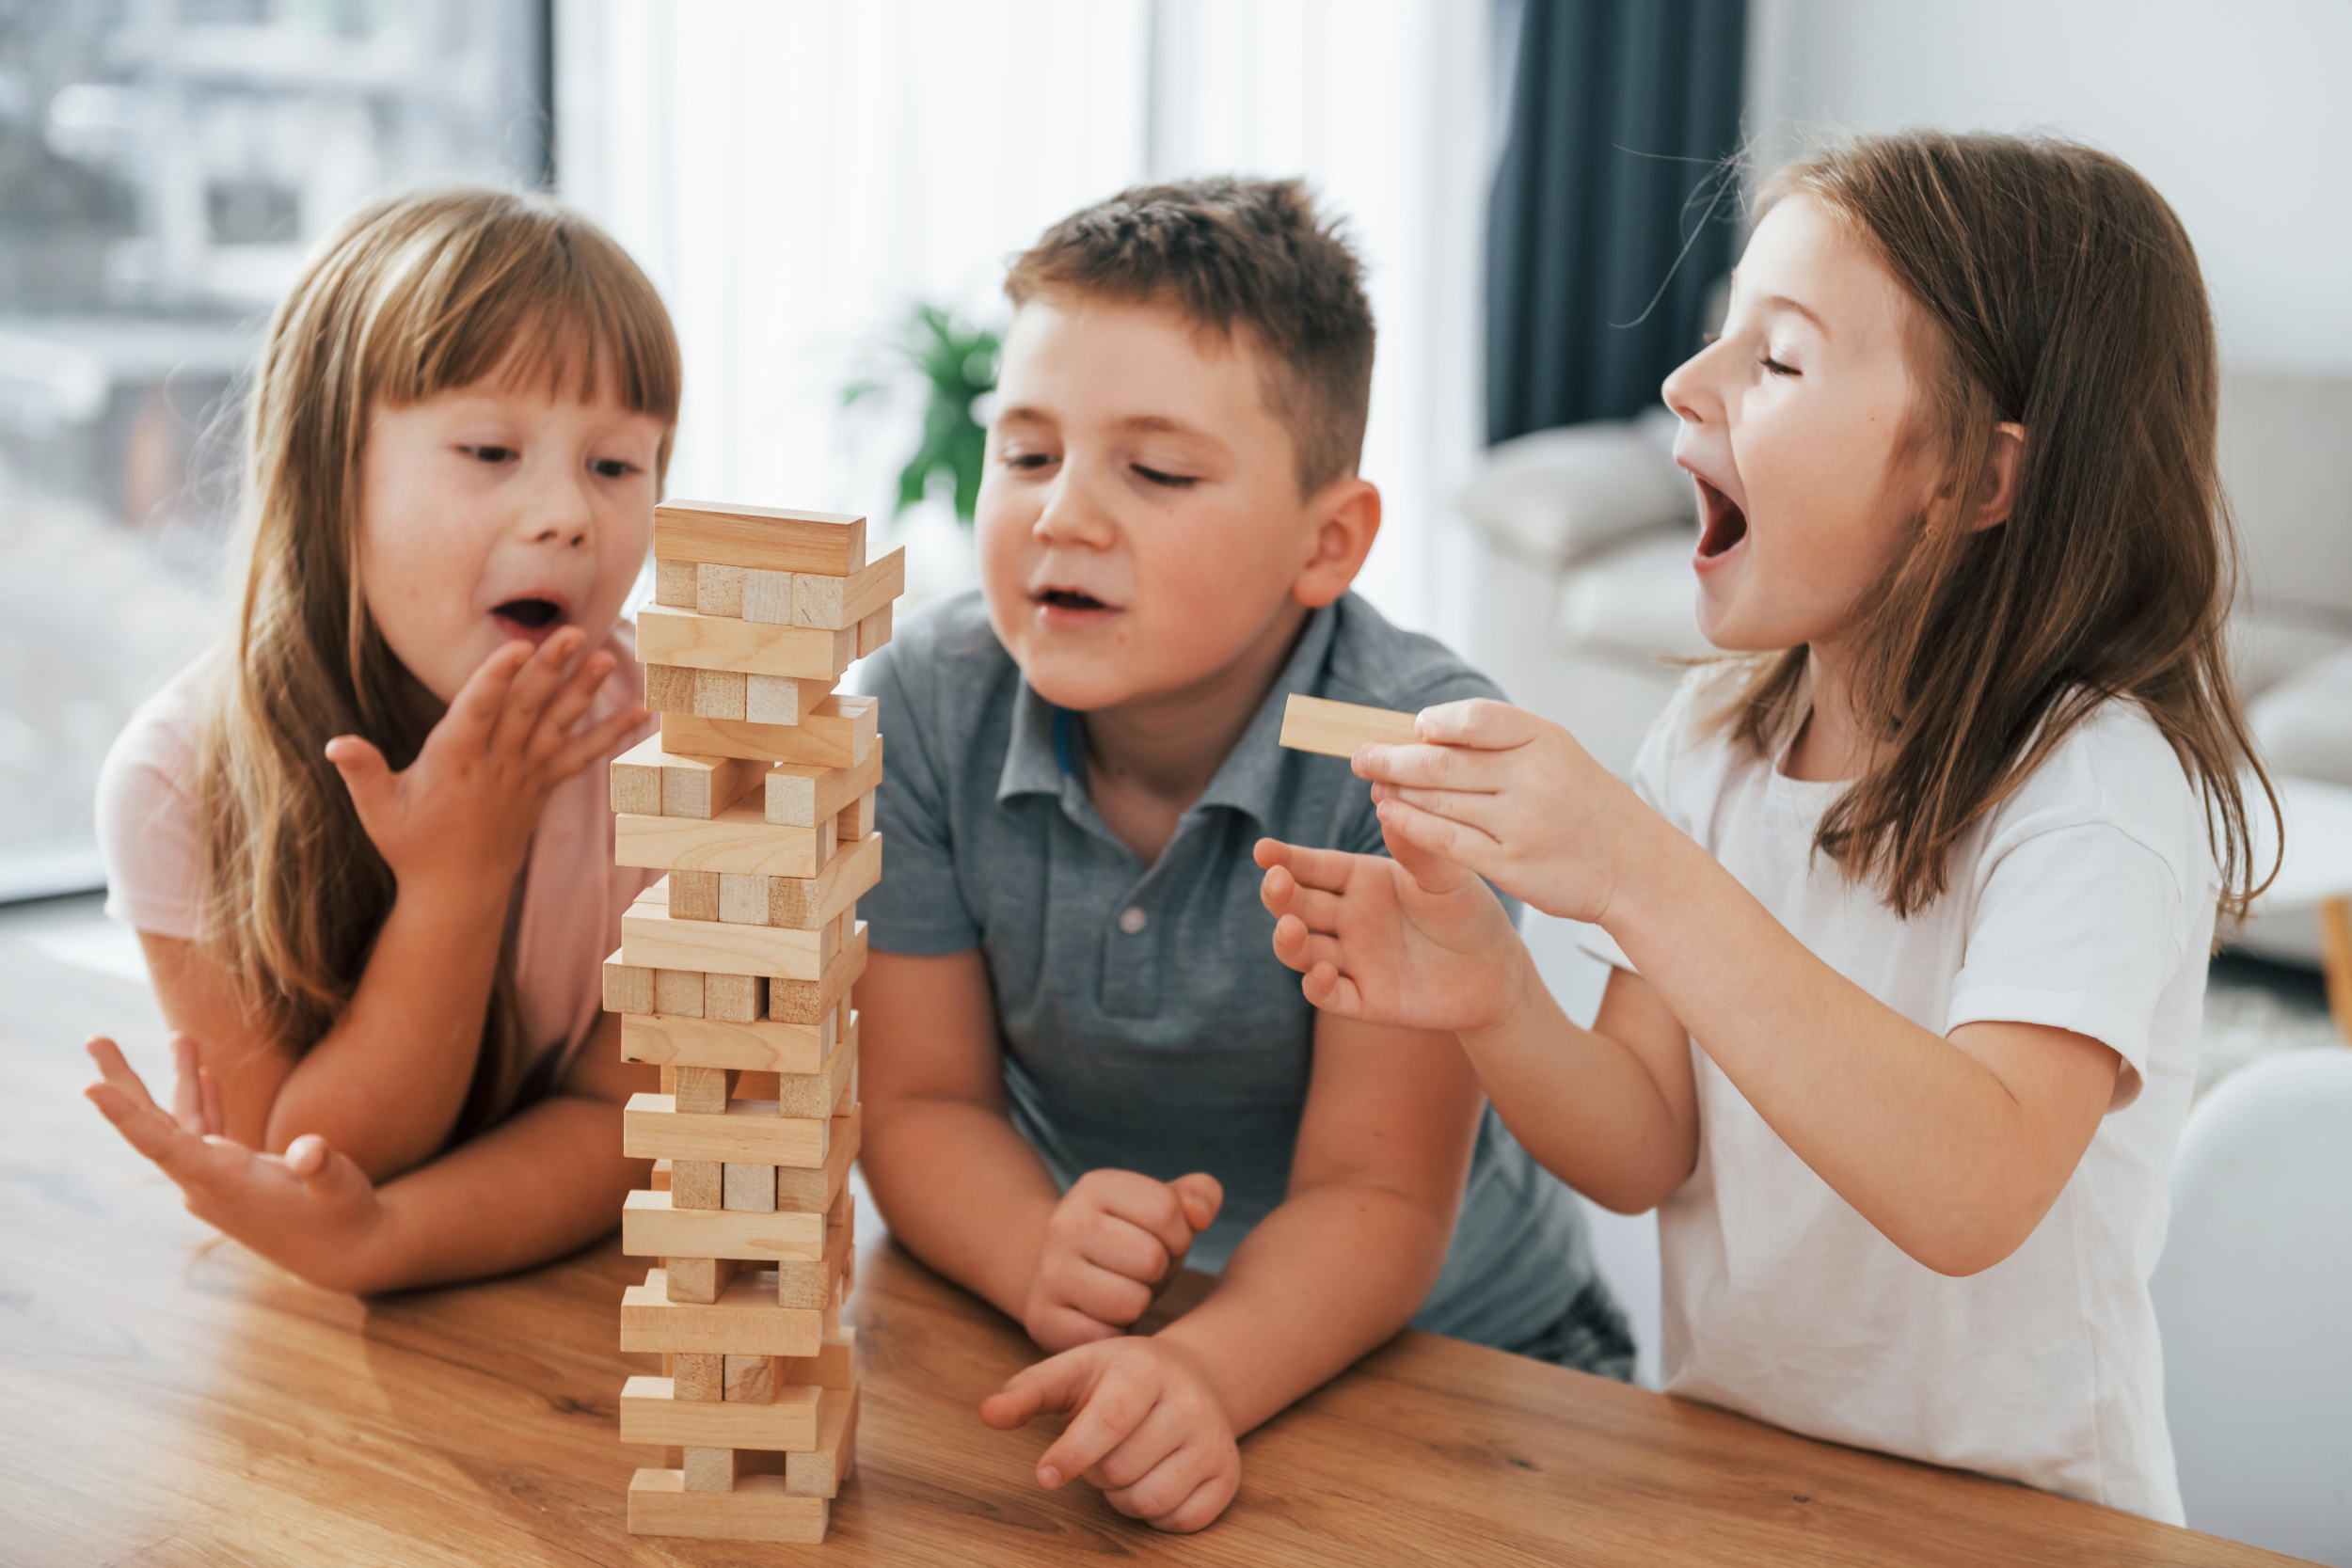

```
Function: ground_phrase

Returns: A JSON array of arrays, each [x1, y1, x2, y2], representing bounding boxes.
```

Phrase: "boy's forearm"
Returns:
[[860, 1097, 1063, 1320], [1152, 1179, 1452, 1437], [358, 1091, 643, 1293], [265, 879, 507, 1177]]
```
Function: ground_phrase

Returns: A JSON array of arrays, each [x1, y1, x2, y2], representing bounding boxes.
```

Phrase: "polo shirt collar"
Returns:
[[993, 602, 1341, 832]]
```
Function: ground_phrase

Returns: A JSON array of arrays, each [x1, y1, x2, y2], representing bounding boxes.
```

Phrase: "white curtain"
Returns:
[[554, 0, 1490, 644]]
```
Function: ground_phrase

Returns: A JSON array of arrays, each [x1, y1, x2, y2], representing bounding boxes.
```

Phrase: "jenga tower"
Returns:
[[600, 499, 901, 1544]]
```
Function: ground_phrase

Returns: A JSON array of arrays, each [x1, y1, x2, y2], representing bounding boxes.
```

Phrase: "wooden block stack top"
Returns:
[[605, 499, 898, 1544]]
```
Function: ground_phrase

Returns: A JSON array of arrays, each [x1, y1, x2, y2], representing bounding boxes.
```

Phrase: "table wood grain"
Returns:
[[0, 933, 2305, 1565]]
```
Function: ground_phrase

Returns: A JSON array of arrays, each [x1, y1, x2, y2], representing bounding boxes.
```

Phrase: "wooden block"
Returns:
[[624, 1094, 829, 1168], [787, 1380, 859, 1497], [695, 562, 747, 618], [792, 546, 905, 630], [623, 1375, 822, 1451], [716, 832, 881, 932], [742, 568, 794, 625], [743, 673, 838, 727], [611, 748, 663, 816], [673, 1353, 723, 1402], [624, 897, 836, 981], [836, 791, 875, 844], [663, 1256, 739, 1305], [670, 1160, 723, 1210], [856, 603, 892, 659], [724, 1354, 778, 1403], [604, 954, 654, 1015], [821, 1278, 843, 1338], [654, 558, 698, 609], [661, 698, 877, 769], [723, 1162, 777, 1213], [622, 1010, 834, 1075], [1278, 692, 1421, 757], [627, 1468, 829, 1543], [667, 870, 721, 922], [608, 738, 771, 820], [705, 973, 764, 1022], [638, 607, 857, 682], [763, 742, 884, 828], [617, 801, 835, 879], [644, 660, 697, 715], [693, 669, 747, 721], [624, 1189, 828, 1261], [654, 499, 866, 577], [624, 1267, 824, 1357], [774, 1105, 861, 1214], [682, 1445, 737, 1494], [770, 923, 866, 1025], [774, 1025, 855, 1118], [779, 1330, 856, 1392], [650, 1158, 672, 1193], [777, 1221, 850, 1309], [653, 969, 706, 1019], [673, 1066, 731, 1114]]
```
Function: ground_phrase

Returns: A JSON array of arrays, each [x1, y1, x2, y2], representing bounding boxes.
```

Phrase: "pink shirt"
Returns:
[[95, 628, 660, 1084]]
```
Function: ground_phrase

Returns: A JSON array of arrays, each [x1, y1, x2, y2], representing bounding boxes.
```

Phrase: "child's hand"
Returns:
[[979, 1336, 1241, 1533], [1254, 828, 1527, 1031], [325, 626, 644, 899], [1024, 1170, 1222, 1354], [84, 1035, 395, 1295], [1354, 699, 1652, 927]]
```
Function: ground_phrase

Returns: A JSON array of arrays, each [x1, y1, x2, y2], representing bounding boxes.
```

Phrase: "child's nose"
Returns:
[[524, 470, 596, 548], [1661, 350, 1713, 428], [1033, 475, 1115, 547]]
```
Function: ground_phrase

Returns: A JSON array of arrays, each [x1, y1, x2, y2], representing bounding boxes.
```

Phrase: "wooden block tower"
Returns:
[[601, 499, 902, 1544]]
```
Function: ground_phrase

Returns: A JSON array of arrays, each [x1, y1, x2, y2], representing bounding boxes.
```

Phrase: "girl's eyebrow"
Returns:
[[1756, 293, 1830, 337]]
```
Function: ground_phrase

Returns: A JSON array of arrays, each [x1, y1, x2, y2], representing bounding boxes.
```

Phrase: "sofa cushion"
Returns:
[[1457, 411, 1692, 568], [1553, 527, 1714, 662]]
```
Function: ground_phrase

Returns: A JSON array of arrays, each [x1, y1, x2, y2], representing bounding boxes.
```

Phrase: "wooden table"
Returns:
[[0, 930, 2305, 1565]]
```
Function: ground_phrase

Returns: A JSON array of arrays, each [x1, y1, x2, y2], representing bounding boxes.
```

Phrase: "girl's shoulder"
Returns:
[[96, 651, 230, 940], [1991, 697, 2213, 879], [1626, 660, 1771, 811]]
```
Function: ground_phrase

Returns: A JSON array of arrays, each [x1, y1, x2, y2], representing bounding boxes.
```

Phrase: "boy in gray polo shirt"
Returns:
[[854, 178, 1626, 1534]]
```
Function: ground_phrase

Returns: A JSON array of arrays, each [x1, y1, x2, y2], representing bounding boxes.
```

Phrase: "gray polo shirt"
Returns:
[[859, 588, 1612, 1356]]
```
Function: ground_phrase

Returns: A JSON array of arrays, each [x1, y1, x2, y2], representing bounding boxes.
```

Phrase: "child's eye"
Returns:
[[1133, 464, 1198, 488], [1002, 450, 1057, 472], [462, 445, 518, 465], [590, 458, 636, 479], [1761, 355, 1800, 378]]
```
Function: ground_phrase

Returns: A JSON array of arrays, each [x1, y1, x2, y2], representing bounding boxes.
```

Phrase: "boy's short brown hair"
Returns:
[[1004, 176, 1375, 495]]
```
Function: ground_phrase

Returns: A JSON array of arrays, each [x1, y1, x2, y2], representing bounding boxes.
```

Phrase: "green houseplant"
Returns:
[[843, 304, 1000, 524]]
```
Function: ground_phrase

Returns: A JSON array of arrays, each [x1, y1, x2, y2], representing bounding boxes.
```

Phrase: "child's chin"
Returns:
[[1016, 650, 1146, 714]]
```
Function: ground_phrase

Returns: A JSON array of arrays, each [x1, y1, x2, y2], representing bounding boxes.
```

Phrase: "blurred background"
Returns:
[[4, 6, 2350, 1555]]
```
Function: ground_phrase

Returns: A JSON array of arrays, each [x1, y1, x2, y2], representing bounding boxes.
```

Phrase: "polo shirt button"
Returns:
[[1118, 907, 1149, 935]]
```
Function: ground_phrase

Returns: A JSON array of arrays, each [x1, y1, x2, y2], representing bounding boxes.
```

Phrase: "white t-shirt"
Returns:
[[1581, 666, 2212, 1523]]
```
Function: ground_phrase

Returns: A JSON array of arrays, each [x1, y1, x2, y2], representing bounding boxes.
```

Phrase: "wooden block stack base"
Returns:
[[610, 499, 902, 1544]]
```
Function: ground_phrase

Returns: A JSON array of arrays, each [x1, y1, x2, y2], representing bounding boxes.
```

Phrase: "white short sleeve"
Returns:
[[95, 667, 211, 941], [1945, 821, 2184, 1106]]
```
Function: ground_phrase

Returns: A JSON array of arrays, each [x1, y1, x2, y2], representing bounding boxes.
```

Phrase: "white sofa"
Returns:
[[1458, 372, 2352, 963]]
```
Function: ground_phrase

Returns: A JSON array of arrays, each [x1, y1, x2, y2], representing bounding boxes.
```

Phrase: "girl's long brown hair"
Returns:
[[197, 187, 678, 1132], [1721, 132, 2276, 920]]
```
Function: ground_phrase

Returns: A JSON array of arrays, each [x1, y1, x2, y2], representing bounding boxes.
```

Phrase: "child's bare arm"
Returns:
[[144, 628, 643, 1180], [85, 1011, 654, 1294]]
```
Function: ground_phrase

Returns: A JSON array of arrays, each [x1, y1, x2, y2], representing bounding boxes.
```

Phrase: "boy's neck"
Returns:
[[1077, 596, 1311, 865]]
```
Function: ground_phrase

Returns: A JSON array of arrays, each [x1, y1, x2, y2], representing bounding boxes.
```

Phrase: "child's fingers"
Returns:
[[523, 648, 618, 763], [1251, 837, 1362, 895], [1413, 697, 1541, 750], [169, 1034, 204, 1134], [1170, 1173, 1223, 1235], [485, 629, 589, 754], [87, 1036, 163, 1114], [1300, 959, 1364, 1018], [1354, 738, 1502, 794], [978, 1351, 1091, 1433], [1142, 1469, 1236, 1535], [1076, 1217, 1180, 1286], [1271, 915, 1351, 982], [323, 736, 397, 827], [1033, 1372, 1153, 1491], [1260, 867, 1348, 934], [1089, 1399, 1193, 1495], [199, 1068, 226, 1139], [1376, 797, 1502, 879], [545, 705, 652, 784], [440, 638, 535, 749]]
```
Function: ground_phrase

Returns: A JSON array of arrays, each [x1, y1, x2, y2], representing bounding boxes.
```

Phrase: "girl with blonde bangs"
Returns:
[[1259, 132, 2277, 1521], [84, 187, 679, 1292]]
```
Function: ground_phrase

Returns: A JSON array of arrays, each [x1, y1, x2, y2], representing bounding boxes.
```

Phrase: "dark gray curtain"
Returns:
[[1486, 0, 1748, 443]]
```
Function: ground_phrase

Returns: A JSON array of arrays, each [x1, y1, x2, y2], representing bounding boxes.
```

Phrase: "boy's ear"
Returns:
[[1291, 477, 1382, 609], [1967, 421, 2027, 532]]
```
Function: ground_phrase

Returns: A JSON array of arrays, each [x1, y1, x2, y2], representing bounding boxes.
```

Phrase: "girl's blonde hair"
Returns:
[[1721, 132, 2276, 921], [197, 187, 679, 1132]]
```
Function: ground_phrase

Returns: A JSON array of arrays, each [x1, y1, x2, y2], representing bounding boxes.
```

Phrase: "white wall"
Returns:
[[1746, 0, 2352, 374]]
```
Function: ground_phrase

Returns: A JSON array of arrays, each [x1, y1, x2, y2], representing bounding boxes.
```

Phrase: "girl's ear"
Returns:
[[1291, 477, 1383, 609], [1968, 421, 2028, 532]]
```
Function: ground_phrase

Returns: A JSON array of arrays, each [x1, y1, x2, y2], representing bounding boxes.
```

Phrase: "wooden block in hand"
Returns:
[[666, 870, 721, 922], [670, 1159, 723, 1210], [654, 499, 866, 577], [627, 1468, 829, 1543], [626, 1190, 828, 1263], [835, 789, 875, 844], [723, 1354, 778, 1404], [617, 802, 835, 879], [663, 1255, 739, 1305], [791, 546, 905, 630], [693, 669, 746, 722], [604, 952, 654, 1014], [723, 1162, 777, 1213], [638, 607, 856, 682], [624, 1266, 825, 1357], [624, 1095, 829, 1168], [660, 697, 877, 769], [695, 562, 747, 618], [673, 1352, 723, 1402], [763, 743, 883, 829], [655, 559, 698, 609], [787, 1380, 859, 1497], [622, 1009, 834, 1076], [624, 1376, 822, 1451], [716, 831, 880, 932], [653, 969, 706, 1019], [624, 896, 836, 981], [743, 673, 838, 727], [611, 736, 770, 819], [856, 603, 892, 658], [768, 922, 867, 1025], [682, 1444, 738, 1494], [1278, 692, 1421, 757]]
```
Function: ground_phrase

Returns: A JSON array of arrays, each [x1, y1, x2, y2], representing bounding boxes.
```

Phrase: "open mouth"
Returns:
[[1037, 587, 1112, 613], [492, 596, 566, 637], [1695, 476, 1749, 560]]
